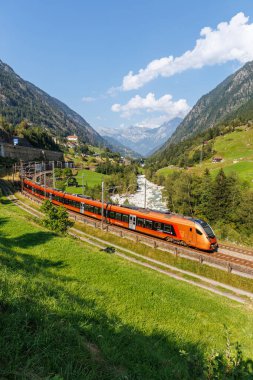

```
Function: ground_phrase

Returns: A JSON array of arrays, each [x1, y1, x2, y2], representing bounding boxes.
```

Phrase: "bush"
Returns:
[[204, 331, 253, 379], [41, 200, 73, 234]]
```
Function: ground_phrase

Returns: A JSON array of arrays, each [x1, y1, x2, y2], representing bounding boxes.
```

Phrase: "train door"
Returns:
[[80, 203, 85, 214], [187, 227, 196, 247], [49, 193, 52, 201], [129, 215, 136, 230]]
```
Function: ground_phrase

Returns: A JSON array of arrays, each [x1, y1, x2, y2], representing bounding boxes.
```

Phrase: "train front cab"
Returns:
[[193, 219, 218, 252]]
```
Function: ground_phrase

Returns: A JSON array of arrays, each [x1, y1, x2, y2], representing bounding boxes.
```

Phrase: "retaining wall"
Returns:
[[0, 143, 63, 161]]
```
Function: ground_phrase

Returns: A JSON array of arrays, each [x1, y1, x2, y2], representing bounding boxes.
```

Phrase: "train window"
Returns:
[[137, 218, 144, 227], [110, 211, 115, 219], [94, 207, 99, 214], [164, 224, 176, 235], [89, 206, 94, 213], [154, 222, 162, 230], [196, 229, 203, 235], [144, 220, 153, 229], [122, 214, 129, 223], [115, 213, 122, 221]]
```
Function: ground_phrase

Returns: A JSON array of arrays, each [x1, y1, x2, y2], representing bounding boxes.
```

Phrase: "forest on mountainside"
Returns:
[[0, 117, 61, 151]]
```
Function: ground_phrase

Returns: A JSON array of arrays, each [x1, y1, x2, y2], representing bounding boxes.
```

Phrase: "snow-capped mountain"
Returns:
[[98, 118, 182, 157]]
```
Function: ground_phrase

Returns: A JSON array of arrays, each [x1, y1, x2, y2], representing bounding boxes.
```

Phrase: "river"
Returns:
[[111, 175, 168, 211]]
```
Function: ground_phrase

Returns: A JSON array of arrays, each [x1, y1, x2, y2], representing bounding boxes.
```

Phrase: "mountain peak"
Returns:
[[160, 60, 253, 148], [99, 118, 182, 157]]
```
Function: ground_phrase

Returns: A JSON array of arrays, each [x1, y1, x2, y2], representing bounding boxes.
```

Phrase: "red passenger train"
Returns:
[[23, 179, 218, 252]]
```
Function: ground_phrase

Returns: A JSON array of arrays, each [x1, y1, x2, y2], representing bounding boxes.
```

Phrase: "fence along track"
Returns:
[[2, 179, 253, 279]]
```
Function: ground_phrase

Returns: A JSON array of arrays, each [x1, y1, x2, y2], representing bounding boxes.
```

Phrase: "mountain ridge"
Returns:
[[98, 118, 181, 157], [0, 59, 105, 146], [155, 61, 253, 155]]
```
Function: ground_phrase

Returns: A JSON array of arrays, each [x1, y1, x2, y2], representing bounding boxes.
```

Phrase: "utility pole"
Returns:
[[82, 173, 85, 195], [144, 178, 147, 208], [101, 180, 104, 230], [12, 164, 15, 184], [34, 162, 37, 182], [44, 172, 46, 196], [20, 161, 24, 193], [52, 161, 56, 188]]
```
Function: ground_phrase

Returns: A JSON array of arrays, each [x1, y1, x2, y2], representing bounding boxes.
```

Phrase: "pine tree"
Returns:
[[208, 169, 227, 222], [199, 168, 213, 220]]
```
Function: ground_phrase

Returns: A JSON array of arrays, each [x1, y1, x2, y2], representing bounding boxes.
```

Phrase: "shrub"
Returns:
[[41, 200, 73, 234]]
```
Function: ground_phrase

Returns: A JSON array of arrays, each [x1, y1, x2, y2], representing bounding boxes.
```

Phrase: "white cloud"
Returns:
[[122, 12, 253, 90], [107, 86, 121, 97], [82, 96, 96, 103], [134, 115, 172, 129], [111, 92, 191, 119]]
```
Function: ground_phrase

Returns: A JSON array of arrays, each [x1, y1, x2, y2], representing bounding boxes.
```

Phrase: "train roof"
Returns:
[[24, 179, 197, 225], [110, 203, 195, 225]]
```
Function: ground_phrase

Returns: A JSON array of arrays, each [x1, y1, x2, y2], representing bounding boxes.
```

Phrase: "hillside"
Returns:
[[1, 201, 253, 378], [157, 123, 253, 187], [0, 59, 104, 146], [154, 60, 253, 156]]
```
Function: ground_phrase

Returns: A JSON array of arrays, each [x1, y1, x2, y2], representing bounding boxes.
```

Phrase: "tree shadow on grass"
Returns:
[[1, 237, 228, 380], [0, 198, 13, 205], [13, 231, 58, 249], [0, 217, 9, 226], [0, 226, 209, 379], [0, 225, 252, 379], [0, 230, 70, 280], [0, 266, 208, 380]]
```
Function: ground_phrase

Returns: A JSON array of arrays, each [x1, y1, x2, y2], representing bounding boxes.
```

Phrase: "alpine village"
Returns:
[[1, 4, 253, 380]]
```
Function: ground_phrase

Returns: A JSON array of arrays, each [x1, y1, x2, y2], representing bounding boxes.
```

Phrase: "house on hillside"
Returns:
[[67, 135, 78, 143], [66, 134, 79, 148]]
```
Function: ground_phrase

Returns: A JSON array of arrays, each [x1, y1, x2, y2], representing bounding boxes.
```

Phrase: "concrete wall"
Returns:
[[0, 143, 63, 161]]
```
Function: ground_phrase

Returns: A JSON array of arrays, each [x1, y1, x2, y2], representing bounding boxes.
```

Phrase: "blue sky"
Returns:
[[1, 0, 253, 132]]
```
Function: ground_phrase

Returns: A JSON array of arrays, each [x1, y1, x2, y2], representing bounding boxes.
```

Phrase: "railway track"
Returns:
[[1, 179, 253, 304], [2, 179, 253, 278], [219, 243, 253, 257]]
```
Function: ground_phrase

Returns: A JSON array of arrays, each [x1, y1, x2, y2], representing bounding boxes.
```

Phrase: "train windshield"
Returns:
[[194, 219, 215, 238]]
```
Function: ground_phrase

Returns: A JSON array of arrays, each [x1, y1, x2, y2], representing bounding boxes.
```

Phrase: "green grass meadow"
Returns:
[[65, 169, 106, 194], [158, 127, 253, 187], [1, 201, 253, 379], [213, 128, 253, 161], [157, 167, 182, 177]]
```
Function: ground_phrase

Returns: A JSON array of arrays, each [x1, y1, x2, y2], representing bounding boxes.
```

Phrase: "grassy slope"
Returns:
[[158, 126, 253, 186], [1, 201, 253, 379], [66, 169, 106, 194], [157, 167, 182, 176]]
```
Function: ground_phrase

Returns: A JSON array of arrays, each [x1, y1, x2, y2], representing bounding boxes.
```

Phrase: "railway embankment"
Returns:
[[1, 194, 253, 378], [1, 178, 253, 300]]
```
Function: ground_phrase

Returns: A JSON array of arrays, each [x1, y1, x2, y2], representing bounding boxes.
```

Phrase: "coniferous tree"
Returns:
[[199, 169, 213, 220], [209, 169, 228, 222]]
